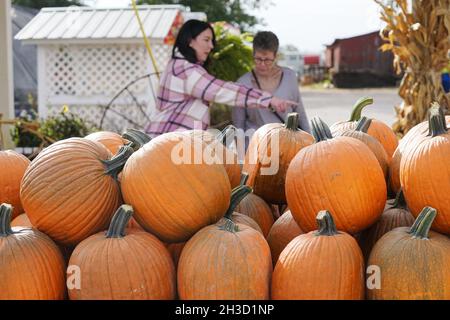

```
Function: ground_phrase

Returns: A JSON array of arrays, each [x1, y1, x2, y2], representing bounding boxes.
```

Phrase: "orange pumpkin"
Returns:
[[358, 190, 414, 261], [165, 242, 186, 269], [68, 205, 176, 300], [126, 217, 143, 230], [0, 150, 30, 219], [266, 210, 303, 266], [400, 105, 450, 235], [121, 132, 231, 243], [338, 117, 389, 179], [286, 117, 387, 234], [389, 113, 450, 195], [11, 213, 33, 228], [244, 113, 315, 204], [367, 206, 450, 299], [21, 138, 132, 246], [85, 131, 127, 155], [0, 204, 66, 300], [177, 186, 272, 300], [330, 97, 398, 159], [271, 211, 365, 300], [230, 212, 263, 234]]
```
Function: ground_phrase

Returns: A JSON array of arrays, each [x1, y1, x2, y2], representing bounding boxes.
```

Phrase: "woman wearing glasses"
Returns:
[[145, 20, 297, 137], [232, 31, 310, 134]]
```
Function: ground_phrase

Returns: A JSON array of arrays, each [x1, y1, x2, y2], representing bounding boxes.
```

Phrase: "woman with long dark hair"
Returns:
[[145, 20, 296, 136]]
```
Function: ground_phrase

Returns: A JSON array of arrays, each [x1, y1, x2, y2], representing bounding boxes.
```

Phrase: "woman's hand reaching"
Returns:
[[269, 97, 298, 113]]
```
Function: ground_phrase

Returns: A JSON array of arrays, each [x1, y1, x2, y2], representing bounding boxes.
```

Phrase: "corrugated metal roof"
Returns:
[[15, 5, 185, 44]]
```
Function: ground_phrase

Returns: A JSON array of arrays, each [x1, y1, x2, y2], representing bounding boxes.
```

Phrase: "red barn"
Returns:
[[325, 31, 399, 88]]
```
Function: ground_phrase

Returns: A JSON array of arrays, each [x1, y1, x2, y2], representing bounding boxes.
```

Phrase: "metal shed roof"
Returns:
[[15, 5, 186, 44]]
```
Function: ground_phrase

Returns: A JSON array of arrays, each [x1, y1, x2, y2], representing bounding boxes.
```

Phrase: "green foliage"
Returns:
[[10, 109, 42, 148], [137, 0, 270, 31], [12, 0, 83, 9]]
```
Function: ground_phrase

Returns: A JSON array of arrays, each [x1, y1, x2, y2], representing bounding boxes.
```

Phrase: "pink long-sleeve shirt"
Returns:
[[145, 58, 273, 136]]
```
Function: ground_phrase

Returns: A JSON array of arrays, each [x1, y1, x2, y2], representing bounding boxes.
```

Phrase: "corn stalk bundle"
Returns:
[[376, 0, 450, 136]]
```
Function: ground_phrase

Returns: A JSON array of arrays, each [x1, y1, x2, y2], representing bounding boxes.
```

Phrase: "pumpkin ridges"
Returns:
[[85, 131, 127, 155], [235, 193, 274, 237]]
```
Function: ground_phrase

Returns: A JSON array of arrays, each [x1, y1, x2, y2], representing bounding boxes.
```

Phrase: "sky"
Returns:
[[86, 0, 386, 54]]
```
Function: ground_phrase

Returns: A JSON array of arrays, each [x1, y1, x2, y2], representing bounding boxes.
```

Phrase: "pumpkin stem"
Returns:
[[0, 204, 14, 237], [240, 172, 249, 186], [311, 117, 333, 142], [355, 116, 372, 133], [349, 97, 374, 121], [219, 217, 239, 233], [428, 104, 448, 137], [410, 207, 437, 239], [224, 185, 252, 220], [102, 145, 134, 180], [216, 125, 237, 149], [392, 189, 407, 210], [106, 204, 134, 238], [285, 113, 299, 131], [315, 210, 339, 236], [122, 128, 151, 150]]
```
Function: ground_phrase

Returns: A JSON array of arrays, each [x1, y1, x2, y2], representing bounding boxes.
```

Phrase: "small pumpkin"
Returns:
[[85, 131, 128, 155], [400, 105, 450, 235], [266, 210, 303, 266], [367, 206, 450, 300], [0, 150, 30, 219], [338, 116, 389, 179], [177, 186, 272, 300], [11, 213, 33, 228], [286, 117, 387, 234], [330, 97, 398, 159], [68, 205, 176, 300], [271, 211, 365, 300], [21, 138, 132, 245], [244, 113, 315, 205], [358, 190, 414, 261], [121, 132, 231, 243], [0, 204, 66, 300]]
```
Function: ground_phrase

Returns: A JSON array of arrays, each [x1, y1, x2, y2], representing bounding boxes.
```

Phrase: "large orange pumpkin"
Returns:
[[121, 132, 231, 243], [330, 97, 398, 159], [0, 203, 66, 300], [21, 138, 132, 245], [389, 113, 450, 195], [338, 117, 389, 179], [68, 205, 176, 300], [358, 190, 414, 261], [266, 210, 303, 266], [85, 131, 127, 155], [367, 206, 450, 299], [286, 117, 387, 234], [0, 150, 30, 219], [271, 211, 365, 300], [400, 105, 450, 235], [177, 186, 272, 300], [243, 113, 315, 204]]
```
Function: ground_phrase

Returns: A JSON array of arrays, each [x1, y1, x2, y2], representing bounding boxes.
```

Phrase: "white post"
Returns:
[[0, 0, 14, 149]]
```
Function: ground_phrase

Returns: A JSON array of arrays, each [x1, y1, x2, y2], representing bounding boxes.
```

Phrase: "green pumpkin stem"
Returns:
[[349, 97, 374, 121], [392, 189, 407, 210], [315, 210, 339, 236], [122, 128, 151, 150], [102, 145, 134, 180], [428, 104, 448, 137], [311, 117, 333, 142], [106, 205, 134, 238], [410, 207, 437, 239], [355, 116, 372, 133], [0, 204, 14, 237], [224, 185, 252, 220], [216, 125, 237, 148], [240, 172, 249, 186], [219, 218, 239, 233], [285, 113, 299, 131]]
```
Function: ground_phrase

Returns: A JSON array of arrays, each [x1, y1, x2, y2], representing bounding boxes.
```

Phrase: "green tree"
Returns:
[[137, 0, 270, 30], [12, 0, 83, 9]]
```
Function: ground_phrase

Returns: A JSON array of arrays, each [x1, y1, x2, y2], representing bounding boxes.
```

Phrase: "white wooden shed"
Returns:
[[15, 5, 205, 132]]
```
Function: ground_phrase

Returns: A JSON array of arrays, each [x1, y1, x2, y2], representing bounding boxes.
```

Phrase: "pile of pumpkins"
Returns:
[[0, 98, 449, 300]]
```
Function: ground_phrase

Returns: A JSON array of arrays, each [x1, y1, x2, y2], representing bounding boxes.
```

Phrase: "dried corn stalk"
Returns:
[[376, 0, 450, 136]]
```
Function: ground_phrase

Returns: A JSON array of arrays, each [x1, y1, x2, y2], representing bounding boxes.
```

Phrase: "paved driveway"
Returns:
[[300, 87, 401, 128]]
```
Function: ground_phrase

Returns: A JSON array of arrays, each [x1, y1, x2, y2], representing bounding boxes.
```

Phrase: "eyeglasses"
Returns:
[[253, 57, 275, 65]]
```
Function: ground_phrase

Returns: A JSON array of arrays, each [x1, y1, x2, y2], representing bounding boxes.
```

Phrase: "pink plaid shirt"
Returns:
[[145, 58, 273, 136]]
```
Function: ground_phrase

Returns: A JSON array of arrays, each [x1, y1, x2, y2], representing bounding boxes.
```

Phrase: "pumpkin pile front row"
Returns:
[[0, 98, 449, 300]]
